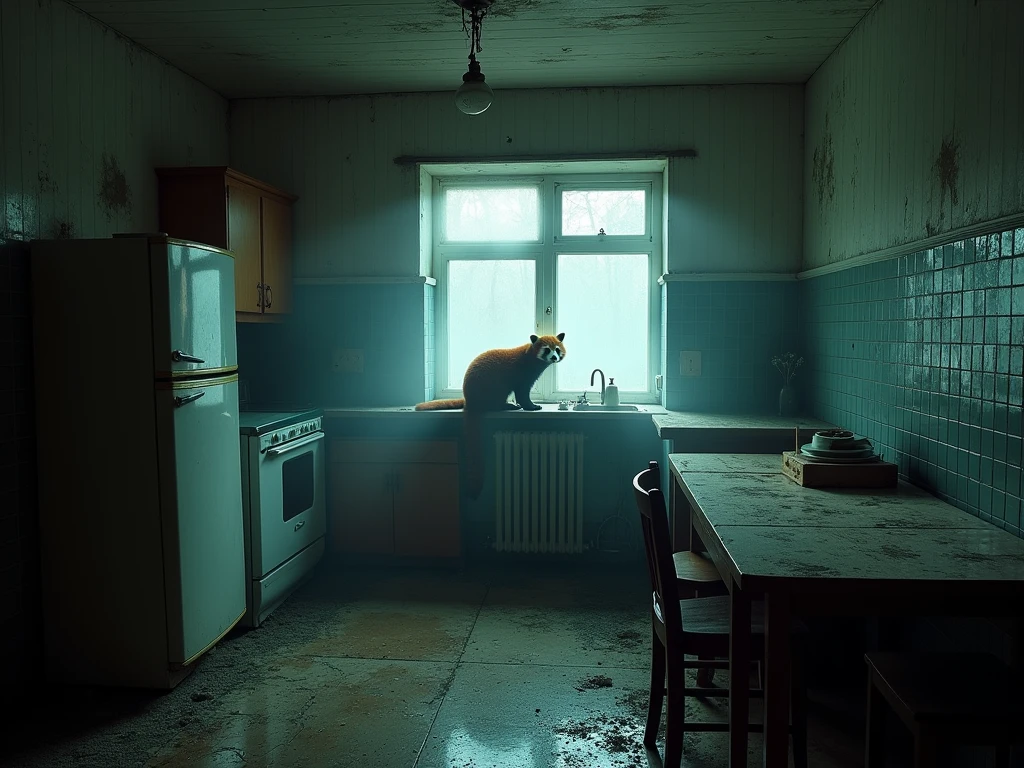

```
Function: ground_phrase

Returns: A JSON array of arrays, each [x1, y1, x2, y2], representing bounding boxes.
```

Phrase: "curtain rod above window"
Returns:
[[393, 150, 697, 165]]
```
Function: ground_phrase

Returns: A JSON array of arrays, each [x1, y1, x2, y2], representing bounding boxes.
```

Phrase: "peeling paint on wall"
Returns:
[[98, 153, 133, 221], [935, 134, 961, 207], [811, 113, 835, 207]]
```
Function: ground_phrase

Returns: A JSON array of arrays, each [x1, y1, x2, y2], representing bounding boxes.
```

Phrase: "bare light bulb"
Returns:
[[455, 56, 493, 115]]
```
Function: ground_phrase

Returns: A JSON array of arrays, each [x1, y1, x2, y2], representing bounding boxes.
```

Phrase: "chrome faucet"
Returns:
[[590, 369, 606, 405]]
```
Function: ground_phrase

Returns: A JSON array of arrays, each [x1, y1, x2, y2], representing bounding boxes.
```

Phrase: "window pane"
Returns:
[[445, 187, 540, 242], [448, 260, 536, 388], [560, 189, 646, 236], [555, 254, 648, 393]]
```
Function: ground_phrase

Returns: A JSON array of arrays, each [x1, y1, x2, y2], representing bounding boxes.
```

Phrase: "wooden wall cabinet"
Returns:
[[156, 166, 297, 321], [329, 440, 461, 558]]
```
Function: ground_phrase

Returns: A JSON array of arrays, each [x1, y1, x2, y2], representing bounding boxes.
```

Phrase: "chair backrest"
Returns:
[[632, 461, 683, 632]]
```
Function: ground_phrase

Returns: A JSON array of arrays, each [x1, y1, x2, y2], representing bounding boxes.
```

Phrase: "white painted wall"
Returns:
[[0, 0, 228, 242], [803, 0, 1024, 269], [229, 85, 804, 278]]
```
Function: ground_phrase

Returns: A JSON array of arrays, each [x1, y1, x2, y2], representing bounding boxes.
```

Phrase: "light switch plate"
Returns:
[[333, 348, 364, 373], [680, 351, 701, 377]]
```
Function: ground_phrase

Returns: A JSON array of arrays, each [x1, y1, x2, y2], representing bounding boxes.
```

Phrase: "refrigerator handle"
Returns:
[[171, 350, 206, 364], [173, 391, 206, 408]]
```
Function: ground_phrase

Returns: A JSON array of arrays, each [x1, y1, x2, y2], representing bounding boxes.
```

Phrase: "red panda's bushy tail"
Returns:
[[463, 410, 485, 500], [415, 398, 465, 410]]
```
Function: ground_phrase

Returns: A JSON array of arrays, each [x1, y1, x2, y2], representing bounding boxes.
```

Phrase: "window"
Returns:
[[433, 171, 663, 404]]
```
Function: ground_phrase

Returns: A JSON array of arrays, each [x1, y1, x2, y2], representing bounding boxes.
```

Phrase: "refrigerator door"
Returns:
[[156, 374, 246, 665], [152, 238, 238, 379]]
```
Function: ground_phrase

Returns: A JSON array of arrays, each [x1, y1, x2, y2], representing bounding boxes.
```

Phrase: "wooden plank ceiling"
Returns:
[[65, 0, 878, 98]]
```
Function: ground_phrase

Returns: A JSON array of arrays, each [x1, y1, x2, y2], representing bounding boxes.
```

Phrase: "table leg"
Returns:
[[670, 477, 691, 552], [763, 592, 792, 768], [729, 581, 751, 768]]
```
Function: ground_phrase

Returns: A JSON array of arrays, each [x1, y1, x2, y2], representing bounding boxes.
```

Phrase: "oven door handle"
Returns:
[[265, 431, 324, 457]]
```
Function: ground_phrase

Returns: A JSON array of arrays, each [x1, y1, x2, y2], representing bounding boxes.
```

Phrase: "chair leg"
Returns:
[[790, 647, 809, 768], [645, 628, 666, 748], [664, 651, 687, 768], [696, 654, 715, 688], [912, 726, 938, 768], [865, 674, 886, 768]]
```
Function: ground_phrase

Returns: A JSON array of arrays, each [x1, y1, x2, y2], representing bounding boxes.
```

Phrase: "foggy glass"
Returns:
[[561, 189, 645, 236], [445, 187, 540, 242], [448, 260, 536, 388], [555, 253, 649, 392]]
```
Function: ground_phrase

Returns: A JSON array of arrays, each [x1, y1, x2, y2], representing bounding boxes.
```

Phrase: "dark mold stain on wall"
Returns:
[[935, 134, 960, 207], [98, 153, 133, 221], [812, 112, 836, 207]]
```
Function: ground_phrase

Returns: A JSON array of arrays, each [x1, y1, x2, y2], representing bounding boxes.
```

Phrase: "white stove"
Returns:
[[239, 408, 326, 627]]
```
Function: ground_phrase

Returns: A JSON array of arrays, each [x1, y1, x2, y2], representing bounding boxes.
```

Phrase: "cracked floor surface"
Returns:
[[4, 563, 866, 768]]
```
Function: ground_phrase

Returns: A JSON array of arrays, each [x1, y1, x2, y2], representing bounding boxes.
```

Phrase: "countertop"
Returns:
[[323, 403, 669, 420], [652, 412, 836, 440]]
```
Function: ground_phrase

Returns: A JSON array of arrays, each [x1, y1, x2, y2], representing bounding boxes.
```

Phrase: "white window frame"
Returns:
[[433, 170, 663, 405]]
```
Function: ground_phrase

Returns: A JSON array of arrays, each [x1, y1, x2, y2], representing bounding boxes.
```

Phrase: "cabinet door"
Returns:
[[393, 463, 461, 558], [226, 181, 264, 314], [260, 196, 293, 315], [329, 462, 394, 554]]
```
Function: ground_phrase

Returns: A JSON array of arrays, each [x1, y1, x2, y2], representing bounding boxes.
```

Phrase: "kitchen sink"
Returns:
[[571, 403, 641, 411]]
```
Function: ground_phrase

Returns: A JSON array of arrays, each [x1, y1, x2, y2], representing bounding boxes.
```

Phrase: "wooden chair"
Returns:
[[645, 460, 725, 687], [865, 651, 1024, 768], [633, 461, 808, 768]]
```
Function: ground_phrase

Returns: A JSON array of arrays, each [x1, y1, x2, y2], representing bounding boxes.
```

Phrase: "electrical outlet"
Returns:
[[332, 348, 364, 373], [680, 351, 701, 377]]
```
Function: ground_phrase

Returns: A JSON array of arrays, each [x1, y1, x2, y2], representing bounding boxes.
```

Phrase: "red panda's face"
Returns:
[[529, 332, 566, 364]]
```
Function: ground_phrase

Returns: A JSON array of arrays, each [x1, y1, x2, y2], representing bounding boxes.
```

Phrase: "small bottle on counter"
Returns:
[[604, 378, 619, 407]]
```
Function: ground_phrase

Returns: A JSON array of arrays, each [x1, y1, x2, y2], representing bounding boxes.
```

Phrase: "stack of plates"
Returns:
[[799, 429, 879, 464]]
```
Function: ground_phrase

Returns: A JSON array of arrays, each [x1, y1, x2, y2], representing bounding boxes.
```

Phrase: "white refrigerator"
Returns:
[[31, 234, 246, 689]]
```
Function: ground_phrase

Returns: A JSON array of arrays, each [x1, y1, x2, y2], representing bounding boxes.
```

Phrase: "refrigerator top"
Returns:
[[239, 409, 324, 435], [113, 232, 234, 260]]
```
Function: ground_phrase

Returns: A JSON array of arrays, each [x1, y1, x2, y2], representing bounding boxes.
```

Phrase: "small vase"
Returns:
[[778, 385, 798, 417]]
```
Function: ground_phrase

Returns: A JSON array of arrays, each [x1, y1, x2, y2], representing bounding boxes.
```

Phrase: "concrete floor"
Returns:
[[5, 563, 867, 768]]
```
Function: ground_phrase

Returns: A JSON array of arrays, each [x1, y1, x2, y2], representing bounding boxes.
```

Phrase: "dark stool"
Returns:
[[865, 651, 1024, 768]]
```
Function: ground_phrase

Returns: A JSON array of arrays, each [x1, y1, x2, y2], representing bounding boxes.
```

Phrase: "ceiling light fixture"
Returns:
[[451, 0, 494, 116]]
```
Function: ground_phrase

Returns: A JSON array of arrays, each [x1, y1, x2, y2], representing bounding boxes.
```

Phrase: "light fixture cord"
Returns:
[[461, 6, 486, 55]]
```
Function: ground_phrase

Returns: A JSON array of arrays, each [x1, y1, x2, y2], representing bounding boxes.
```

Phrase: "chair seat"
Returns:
[[865, 652, 1024, 726], [673, 550, 722, 584]]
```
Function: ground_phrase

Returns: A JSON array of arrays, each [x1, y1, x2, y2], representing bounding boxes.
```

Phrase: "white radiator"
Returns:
[[494, 431, 585, 554]]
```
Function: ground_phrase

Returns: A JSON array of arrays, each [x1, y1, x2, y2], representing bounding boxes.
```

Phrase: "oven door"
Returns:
[[251, 431, 326, 577]]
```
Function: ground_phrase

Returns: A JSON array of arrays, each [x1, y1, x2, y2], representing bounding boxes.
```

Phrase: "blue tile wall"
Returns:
[[803, 227, 1024, 537], [663, 280, 803, 413], [238, 282, 427, 407]]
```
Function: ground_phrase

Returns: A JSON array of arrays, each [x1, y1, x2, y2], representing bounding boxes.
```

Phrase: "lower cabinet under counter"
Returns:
[[328, 439, 461, 558]]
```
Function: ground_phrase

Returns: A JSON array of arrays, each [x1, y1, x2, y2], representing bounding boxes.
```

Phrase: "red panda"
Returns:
[[416, 333, 566, 498]]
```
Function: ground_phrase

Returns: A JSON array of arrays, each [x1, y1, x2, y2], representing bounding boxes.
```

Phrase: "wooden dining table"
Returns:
[[669, 453, 1024, 768]]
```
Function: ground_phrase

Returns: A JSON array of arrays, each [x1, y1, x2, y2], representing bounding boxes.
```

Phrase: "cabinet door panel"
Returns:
[[226, 181, 264, 314], [393, 463, 461, 558], [329, 462, 394, 554], [260, 196, 293, 315]]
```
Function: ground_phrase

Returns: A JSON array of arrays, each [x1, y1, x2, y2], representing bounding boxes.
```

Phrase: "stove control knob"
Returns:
[[271, 434, 280, 444]]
